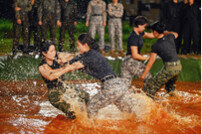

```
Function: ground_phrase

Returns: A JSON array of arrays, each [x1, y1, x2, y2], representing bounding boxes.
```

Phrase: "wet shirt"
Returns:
[[59, 0, 78, 22], [151, 34, 178, 62], [86, 0, 106, 23], [70, 50, 115, 81], [39, 59, 63, 89], [108, 3, 123, 18], [126, 31, 145, 55]]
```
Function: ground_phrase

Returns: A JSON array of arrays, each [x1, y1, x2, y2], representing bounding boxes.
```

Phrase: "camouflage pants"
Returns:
[[59, 21, 75, 51], [121, 56, 152, 87], [48, 83, 89, 119], [87, 77, 144, 118], [143, 60, 182, 98], [41, 14, 57, 44], [89, 16, 105, 49], [13, 13, 30, 51], [108, 19, 123, 51]]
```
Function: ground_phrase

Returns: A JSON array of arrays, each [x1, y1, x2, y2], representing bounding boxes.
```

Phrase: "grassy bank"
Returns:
[[0, 56, 200, 82], [0, 19, 156, 54]]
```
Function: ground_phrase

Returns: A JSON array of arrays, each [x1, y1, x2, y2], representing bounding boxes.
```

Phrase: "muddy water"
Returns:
[[0, 80, 201, 134]]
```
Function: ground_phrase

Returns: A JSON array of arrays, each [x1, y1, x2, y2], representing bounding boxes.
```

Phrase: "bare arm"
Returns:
[[66, 61, 85, 73], [57, 52, 75, 65], [131, 46, 149, 61], [164, 31, 178, 39], [39, 64, 70, 81], [140, 53, 157, 79], [143, 32, 155, 39]]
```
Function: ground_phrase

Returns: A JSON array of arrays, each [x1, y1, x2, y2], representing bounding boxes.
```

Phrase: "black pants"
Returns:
[[41, 14, 57, 45], [59, 21, 75, 52], [182, 20, 200, 54], [13, 13, 30, 53]]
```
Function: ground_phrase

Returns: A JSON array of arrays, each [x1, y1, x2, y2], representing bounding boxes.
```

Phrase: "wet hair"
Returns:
[[133, 16, 148, 27], [150, 21, 167, 34], [78, 33, 100, 51], [40, 40, 56, 55]]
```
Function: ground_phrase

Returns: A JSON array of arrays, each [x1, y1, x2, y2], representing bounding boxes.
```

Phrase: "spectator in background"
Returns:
[[165, 0, 182, 54], [181, 0, 200, 54], [58, 0, 78, 52], [85, 0, 106, 55], [28, 0, 41, 52], [38, 0, 61, 47], [107, 0, 124, 57], [13, 0, 34, 55]]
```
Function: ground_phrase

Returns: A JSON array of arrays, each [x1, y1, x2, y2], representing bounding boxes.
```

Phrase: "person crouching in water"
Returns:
[[38, 41, 89, 119], [66, 33, 154, 119], [140, 22, 182, 99]]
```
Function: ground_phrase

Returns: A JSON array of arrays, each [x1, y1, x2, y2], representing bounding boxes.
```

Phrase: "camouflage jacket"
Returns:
[[86, 0, 106, 23], [38, 0, 61, 21], [59, 0, 78, 22], [14, 0, 33, 19], [108, 3, 124, 19]]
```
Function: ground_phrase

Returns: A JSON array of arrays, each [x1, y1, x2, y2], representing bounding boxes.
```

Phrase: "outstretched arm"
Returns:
[[140, 53, 157, 79], [164, 31, 178, 39], [143, 32, 155, 39], [131, 46, 149, 61]]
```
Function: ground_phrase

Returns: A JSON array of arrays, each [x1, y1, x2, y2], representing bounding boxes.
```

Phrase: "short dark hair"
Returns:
[[133, 16, 148, 27], [78, 33, 99, 51], [150, 21, 167, 34], [41, 40, 55, 54]]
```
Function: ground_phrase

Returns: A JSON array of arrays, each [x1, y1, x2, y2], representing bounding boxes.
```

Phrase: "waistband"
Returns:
[[164, 60, 181, 66], [101, 74, 117, 83], [109, 16, 121, 19], [92, 14, 102, 16]]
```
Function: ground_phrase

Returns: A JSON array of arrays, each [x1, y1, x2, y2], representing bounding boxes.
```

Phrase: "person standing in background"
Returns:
[[86, 0, 106, 55], [108, 0, 124, 57], [181, 0, 200, 54], [38, 0, 61, 47], [58, 0, 78, 52], [13, 0, 34, 55], [28, 0, 41, 52], [165, 0, 182, 54]]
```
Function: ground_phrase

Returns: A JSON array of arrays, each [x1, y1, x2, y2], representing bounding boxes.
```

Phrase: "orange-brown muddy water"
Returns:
[[0, 80, 201, 134]]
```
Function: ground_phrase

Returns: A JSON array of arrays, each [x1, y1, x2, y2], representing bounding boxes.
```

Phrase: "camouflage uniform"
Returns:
[[121, 55, 152, 87], [143, 60, 182, 99], [58, 0, 78, 52], [13, 0, 33, 54], [28, 0, 41, 51], [108, 3, 123, 51], [49, 82, 89, 119], [87, 77, 149, 118], [86, 0, 106, 49], [38, 0, 61, 44]]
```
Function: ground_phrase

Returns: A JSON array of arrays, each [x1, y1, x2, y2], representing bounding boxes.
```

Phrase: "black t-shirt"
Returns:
[[39, 59, 63, 89], [126, 31, 145, 55], [70, 49, 115, 80], [151, 34, 178, 62]]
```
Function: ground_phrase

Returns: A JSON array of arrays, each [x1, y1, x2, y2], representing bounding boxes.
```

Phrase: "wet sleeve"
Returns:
[[102, 2, 107, 23], [114, 4, 124, 18], [56, 0, 61, 20], [86, 1, 92, 22]]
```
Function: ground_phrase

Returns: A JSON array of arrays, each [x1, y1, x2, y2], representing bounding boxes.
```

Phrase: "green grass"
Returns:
[[0, 19, 157, 53], [0, 56, 200, 82]]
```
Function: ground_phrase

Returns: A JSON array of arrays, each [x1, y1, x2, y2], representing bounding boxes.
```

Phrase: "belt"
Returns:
[[92, 14, 102, 16], [109, 16, 121, 19], [164, 60, 181, 66], [101, 75, 117, 83]]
